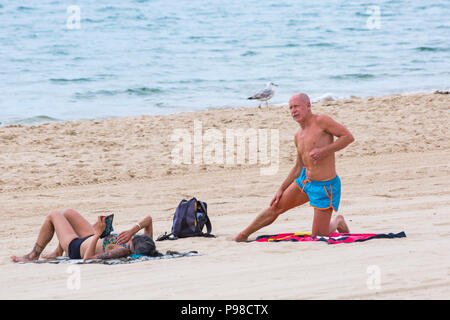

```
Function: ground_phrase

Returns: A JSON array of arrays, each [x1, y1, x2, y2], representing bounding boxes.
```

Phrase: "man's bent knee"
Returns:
[[270, 204, 287, 217]]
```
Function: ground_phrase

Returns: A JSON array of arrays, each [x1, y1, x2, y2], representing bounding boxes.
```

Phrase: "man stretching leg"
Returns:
[[233, 93, 354, 242]]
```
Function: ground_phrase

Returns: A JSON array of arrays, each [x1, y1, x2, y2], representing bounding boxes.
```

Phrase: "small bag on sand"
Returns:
[[157, 197, 215, 241]]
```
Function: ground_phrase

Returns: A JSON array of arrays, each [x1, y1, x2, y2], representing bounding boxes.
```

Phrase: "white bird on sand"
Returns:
[[248, 82, 278, 108]]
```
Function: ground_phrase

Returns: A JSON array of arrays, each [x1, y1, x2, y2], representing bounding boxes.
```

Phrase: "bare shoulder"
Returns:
[[315, 114, 346, 130], [315, 114, 353, 138], [315, 114, 336, 126]]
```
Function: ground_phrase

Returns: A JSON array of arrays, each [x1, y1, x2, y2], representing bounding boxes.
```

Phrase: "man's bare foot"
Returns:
[[11, 253, 38, 263], [337, 216, 350, 233], [232, 232, 249, 242]]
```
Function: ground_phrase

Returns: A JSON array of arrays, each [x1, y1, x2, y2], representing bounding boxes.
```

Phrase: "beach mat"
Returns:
[[252, 232, 406, 244], [17, 250, 199, 265]]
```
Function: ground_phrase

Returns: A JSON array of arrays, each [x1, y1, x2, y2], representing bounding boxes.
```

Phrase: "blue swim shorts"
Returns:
[[294, 168, 341, 212]]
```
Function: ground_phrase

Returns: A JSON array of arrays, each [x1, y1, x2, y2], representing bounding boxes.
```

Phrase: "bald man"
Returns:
[[233, 93, 354, 242]]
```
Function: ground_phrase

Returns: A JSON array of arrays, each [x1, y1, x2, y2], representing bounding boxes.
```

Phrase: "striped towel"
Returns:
[[252, 232, 406, 244]]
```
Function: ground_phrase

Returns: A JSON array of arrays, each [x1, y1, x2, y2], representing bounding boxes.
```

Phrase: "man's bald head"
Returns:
[[289, 93, 312, 124], [289, 93, 311, 108]]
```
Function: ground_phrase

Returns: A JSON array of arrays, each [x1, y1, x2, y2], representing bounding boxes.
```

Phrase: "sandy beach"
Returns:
[[1, 92, 449, 299]]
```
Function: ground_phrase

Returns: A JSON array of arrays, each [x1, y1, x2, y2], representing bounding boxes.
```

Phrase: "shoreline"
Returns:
[[2, 90, 449, 127]]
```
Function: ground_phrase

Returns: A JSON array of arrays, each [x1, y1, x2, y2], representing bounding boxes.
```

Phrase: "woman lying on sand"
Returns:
[[11, 209, 158, 262]]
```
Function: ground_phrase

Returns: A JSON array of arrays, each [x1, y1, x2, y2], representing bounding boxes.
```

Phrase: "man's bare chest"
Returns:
[[296, 126, 333, 154]]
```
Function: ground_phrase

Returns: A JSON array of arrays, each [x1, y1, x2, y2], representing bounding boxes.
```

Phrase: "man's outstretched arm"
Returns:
[[279, 149, 303, 191], [271, 134, 304, 206]]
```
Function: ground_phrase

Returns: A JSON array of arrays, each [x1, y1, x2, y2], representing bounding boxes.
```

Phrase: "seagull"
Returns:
[[248, 82, 278, 108]]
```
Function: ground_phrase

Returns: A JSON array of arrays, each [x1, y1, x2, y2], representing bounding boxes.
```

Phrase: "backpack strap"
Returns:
[[156, 232, 178, 241], [197, 200, 207, 214], [201, 232, 215, 238], [197, 200, 213, 236], [204, 215, 212, 235]]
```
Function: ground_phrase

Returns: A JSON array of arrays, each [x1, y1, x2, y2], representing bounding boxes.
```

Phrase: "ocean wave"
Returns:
[[17, 6, 34, 11], [241, 50, 258, 56], [50, 78, 94, 83], [50, 49, 69, 56], [342, 27, 367, 32], [270, 3, 292, 8], [415, 46, 449, 52], [3, 115, 61, 126], [74, 87, 163, 99], [329, 73, 375, 80], [261, 43, 300, 49], [84, 18, 105, 23], [354, 11, 369, 17], [312, 93, 349, 103], [74, 90, 118, 99], [125, 87, 163, 95], [97, 6, 119, 12], [313, 93, 337, 102], [307, 42, 335, 47], [135, 14, 146, 20]]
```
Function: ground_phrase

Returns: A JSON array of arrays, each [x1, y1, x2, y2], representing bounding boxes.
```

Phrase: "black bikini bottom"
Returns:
[[68, 235, 94, 259]]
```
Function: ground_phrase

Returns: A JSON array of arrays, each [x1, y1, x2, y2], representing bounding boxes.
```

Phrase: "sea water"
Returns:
[[0, 0, 449, 125]]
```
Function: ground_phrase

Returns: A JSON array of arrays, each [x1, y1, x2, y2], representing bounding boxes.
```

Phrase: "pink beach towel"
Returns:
[[253, 231, 406, 244]]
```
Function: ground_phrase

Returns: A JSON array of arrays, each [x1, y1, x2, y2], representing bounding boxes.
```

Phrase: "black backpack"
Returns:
[[157, 197, 215, 241]]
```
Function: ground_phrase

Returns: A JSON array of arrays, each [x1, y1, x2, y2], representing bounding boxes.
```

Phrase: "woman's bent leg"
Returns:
[[62, 208, 95, 238], [44, 209, 94, 258], [11, 210, 78, 262]]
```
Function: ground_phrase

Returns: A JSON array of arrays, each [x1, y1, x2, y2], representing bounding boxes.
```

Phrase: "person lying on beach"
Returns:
[[11, 209, 157, 262], [233, 93, 354, 242]]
